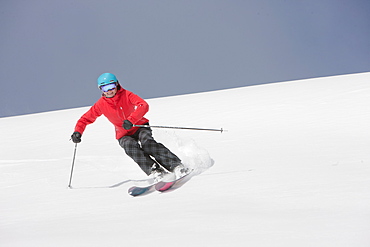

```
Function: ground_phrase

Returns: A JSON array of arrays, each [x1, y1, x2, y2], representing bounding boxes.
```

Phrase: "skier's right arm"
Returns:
[[72, 104, 102, 142]]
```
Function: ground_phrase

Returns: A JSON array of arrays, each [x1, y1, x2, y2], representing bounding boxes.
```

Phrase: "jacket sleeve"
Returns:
[[74, 103, 102, 135], [126, 91, 149, 124]]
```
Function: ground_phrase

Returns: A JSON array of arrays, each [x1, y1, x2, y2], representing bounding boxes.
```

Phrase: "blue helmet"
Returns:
[[97, 73, 118, 88]]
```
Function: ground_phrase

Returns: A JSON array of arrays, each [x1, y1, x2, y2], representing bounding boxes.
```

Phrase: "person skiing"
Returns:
[[71, 72, 186, 181]]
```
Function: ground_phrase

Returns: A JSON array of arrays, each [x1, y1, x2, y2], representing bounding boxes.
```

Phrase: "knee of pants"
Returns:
[[138, 128, 154, 146], [141, 139, 159, 153], [119, 137, 140, 155]]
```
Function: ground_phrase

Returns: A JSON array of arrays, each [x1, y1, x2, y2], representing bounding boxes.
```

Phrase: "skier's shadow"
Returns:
[[70, 158, 214, 190], [68, 180, 131, 189]]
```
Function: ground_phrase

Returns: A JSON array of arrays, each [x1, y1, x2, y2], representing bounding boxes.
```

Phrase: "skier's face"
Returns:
[[100, 83, 118, 98], [103, 87, 117, 98]]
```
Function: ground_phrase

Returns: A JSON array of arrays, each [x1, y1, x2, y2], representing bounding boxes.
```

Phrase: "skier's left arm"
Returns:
[[126, 92, 149, 124]]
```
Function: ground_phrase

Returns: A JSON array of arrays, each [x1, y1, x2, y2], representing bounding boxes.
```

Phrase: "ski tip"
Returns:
[[128, 185, 153, 197]]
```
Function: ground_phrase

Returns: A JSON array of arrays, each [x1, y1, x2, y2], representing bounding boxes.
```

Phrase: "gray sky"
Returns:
[[1, 0, 370, 118]]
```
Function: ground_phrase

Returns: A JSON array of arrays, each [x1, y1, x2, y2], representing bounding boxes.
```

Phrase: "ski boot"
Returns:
[[172, 163, 190, 179]]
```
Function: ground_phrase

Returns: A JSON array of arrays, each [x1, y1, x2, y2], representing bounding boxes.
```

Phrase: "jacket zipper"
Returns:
[[114, 101, 126, 121], [120, 106, 126, 120]]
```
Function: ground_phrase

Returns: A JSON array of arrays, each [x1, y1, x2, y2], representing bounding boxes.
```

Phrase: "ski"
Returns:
[[128, 170, 194, 196], [128, 183, 156, 197], [155, 169, 194, 192], [128, 173, 175, 197]]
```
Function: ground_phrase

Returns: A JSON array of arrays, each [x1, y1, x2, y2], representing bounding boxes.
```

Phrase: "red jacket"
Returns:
[[74, 87, 149, 139]]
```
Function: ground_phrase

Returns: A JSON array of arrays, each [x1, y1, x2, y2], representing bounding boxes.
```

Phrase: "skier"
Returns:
[[71, 73, 187, 181]]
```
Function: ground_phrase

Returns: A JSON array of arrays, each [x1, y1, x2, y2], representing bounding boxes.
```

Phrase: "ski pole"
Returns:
[[68, 143, 78, 188], [133, 124, 225, 133]]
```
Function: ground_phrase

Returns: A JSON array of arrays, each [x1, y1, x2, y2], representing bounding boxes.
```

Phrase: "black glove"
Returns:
[[123, 120, 133, 130], [71, 132, 82, 143]]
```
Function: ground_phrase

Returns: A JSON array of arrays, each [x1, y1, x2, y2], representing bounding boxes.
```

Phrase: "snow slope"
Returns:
[[1, 72, 370, 246]]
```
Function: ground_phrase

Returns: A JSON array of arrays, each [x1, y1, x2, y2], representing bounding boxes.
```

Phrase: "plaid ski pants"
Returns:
[[118, 126, 181, 175]]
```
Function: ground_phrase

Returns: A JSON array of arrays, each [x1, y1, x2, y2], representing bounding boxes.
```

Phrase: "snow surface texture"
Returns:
[[1, 72, 370, 246]]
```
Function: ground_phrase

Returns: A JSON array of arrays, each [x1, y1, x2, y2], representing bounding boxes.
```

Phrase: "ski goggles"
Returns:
[[100, 83, 117, 92]]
